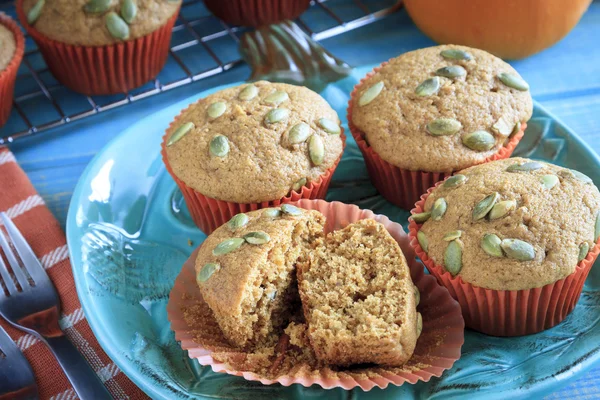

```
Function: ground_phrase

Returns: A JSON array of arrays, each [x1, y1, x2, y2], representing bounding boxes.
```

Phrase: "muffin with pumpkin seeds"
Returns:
[[408, 157, 600, 336], [161, 81, 345, 234], [348, 44, 533, 209]]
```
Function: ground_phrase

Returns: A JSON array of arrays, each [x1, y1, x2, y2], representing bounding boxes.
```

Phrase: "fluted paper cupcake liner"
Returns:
[[16, 0, 178, 95], [347, 61, 526, 210], [167, 199, 464, 391], [203, 0, 311, 27], [408, 181, 600, 336], [0, 14, 24, 126]]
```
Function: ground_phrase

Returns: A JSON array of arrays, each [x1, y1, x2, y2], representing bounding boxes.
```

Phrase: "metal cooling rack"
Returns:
[[0, 0, 401, 144]]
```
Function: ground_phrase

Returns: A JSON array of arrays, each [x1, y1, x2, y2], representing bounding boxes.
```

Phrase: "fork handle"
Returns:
[[45, 335, 113, 399]]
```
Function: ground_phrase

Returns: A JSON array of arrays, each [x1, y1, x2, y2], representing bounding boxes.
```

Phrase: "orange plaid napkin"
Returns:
[[0, 147, 148, 400]]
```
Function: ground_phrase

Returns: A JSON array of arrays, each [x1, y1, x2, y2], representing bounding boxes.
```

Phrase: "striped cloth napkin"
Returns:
[[0, 148, 148, 400]]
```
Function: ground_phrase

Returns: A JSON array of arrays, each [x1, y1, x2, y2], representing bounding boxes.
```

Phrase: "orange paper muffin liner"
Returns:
[[408, 181, 600, 337], [203, 0, 311, 27], [0, 14, 25, 127], [16, 0, 179, 96], [167, 199, 465, 391], [347, 61, 526, 210], [160, 105, 346, 234]]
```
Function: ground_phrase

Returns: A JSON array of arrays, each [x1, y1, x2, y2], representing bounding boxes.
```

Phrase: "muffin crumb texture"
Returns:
[[0, 23, 16, 71]]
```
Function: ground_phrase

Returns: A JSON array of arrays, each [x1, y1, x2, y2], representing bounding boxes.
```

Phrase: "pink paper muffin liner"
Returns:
[[0, 13, 25, 127], [408, 180, 600, 336], [167, 199, 465, 391], [347, 61, 526, 210]]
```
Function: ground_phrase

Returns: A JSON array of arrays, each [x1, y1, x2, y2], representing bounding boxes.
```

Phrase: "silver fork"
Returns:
[[0, 213, 112, 400], [0, 324, 38, 400]]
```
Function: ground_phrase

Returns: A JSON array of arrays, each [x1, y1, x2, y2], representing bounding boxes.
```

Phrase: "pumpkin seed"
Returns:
[[506, 161, 543, 172], [578, 242, 590, 263], [292, 178, 307, 192], [540, 174, 559, 189], [167, 122, 194, 146], [121, 0, 137, 23], [415, 77, 441, 97], [595, 211, 600, 242], [288, 123, 311, 144], [359, 81, 384, 106], [435, 65, 466, 79], [444, 240, 462, 276], [197, 263, 219, 283], [265, 108, 290, 124], [431, 198, 447, 221], [473, 192, 499, 221], [440, 48, 473, 61], [414, 285, 420, 306], [207, 101, 226, 119], [498, 72, 529, 91], [562, 169, 593, 184], [262, 208, 281, 218], [417, 312, 423, 336], [481, 234, 503, 257], [227, 213, 249, 231], [83, 0, 109, 14], [209, 135, 229, 157], [491, 116, 514, 137], [238, 84, 259, 101], [513, 122, 521, 135], [444, 174, 468, 188], [318, 118, 341, 135], [213, 238, 245, 256], [411, 212, 431, 223], [264, 90, 288, 105], [106, 12, 130, 40], [489, 200, 516, 220], [309, 135, 325, 166], [417, 230, 428, 252], [281, 204, 302, 216], [443, 230, 462, 241], [462, 130, 496, 151], [500, 239, 535, 261], [426, 118, 462, 136], [244, 231, 270, 245], [27, 0, 45, 24]]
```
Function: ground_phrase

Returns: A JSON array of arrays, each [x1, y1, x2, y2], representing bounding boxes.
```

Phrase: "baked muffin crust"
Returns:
[[0, 23, 16, 71]]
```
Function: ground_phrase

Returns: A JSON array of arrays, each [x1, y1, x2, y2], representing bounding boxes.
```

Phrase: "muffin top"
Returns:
[[0, 23, 15, 72], [165, 81, 344, 203], [22, 0, 181, 46], [351, 45, 533, 172], [416, 158, 600, 290]]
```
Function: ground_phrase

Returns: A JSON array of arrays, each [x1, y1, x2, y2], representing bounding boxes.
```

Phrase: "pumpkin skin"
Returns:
[[403, 0, 592, 59]]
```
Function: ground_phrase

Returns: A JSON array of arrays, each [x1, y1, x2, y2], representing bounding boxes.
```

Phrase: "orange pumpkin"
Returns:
[[403, 0, 592, 59]]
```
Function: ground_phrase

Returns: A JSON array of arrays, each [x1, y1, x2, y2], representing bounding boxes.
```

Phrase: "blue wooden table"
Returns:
[[4, 1, 600, 397]]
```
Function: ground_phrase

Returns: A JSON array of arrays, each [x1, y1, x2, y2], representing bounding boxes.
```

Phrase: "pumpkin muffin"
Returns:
[[0, 14, 24, 127], [297, 219, 419, 366], [348, 44, 533, 209], [0, 24, 16, 71]]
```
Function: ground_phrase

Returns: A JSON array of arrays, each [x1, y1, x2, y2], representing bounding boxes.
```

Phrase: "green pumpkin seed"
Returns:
[[244, 231, 271, 245], [265, 108, 290, 124], [359, 81, 384, 106], [281, 204, 302, 216], [431, 198, 447, 221], [262, 208, 281, 218], [197, 263, 220, 283], [414, 285, 420, 306], [506, 161, 543, 172], [213, 238, 245, 256], [264, 90, 289, 105], [462, 131, 496, 151], [473, 192, 499, 221], [426, 118, 462, 136], [411, 212, 431, 223], [209, 135, 229, 157], [440, 49, 473, 61], [288, 123, 311, 144], [435, 65, 466, 79], [207, 101, 226, 119], [167, 122, 195, 146], [540, 175, 559, 189], [489, 200, 516, 220], [83, 0, 109, 14], [238, 84, 259, 101], [417, 230, 428, 252], [27, 0, 45, 24], [415, 77, 441, 97], [500, 239, 535, 261], [561, 169, 593, 184], [309, 134, 325, 166], [444, 240, 462, 276], [227, 213, 248, 231], [491, 116, 515, 137], [578, 242, 590, 263], [595, 211, 600, 242], [416, 312, 423, 336], [318, 118, 341, 135], [443, 230, 462, 241], [292, 178, 307, 192], [121, 0, 137, 23], [106, 12, 130, 40], [444, 174, 468, 188], [481, 234, 503, 257], [498, 72, 529, 91]]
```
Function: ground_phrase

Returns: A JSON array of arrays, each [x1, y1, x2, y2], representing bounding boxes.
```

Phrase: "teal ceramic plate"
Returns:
[[67, 66, 600, 399]]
